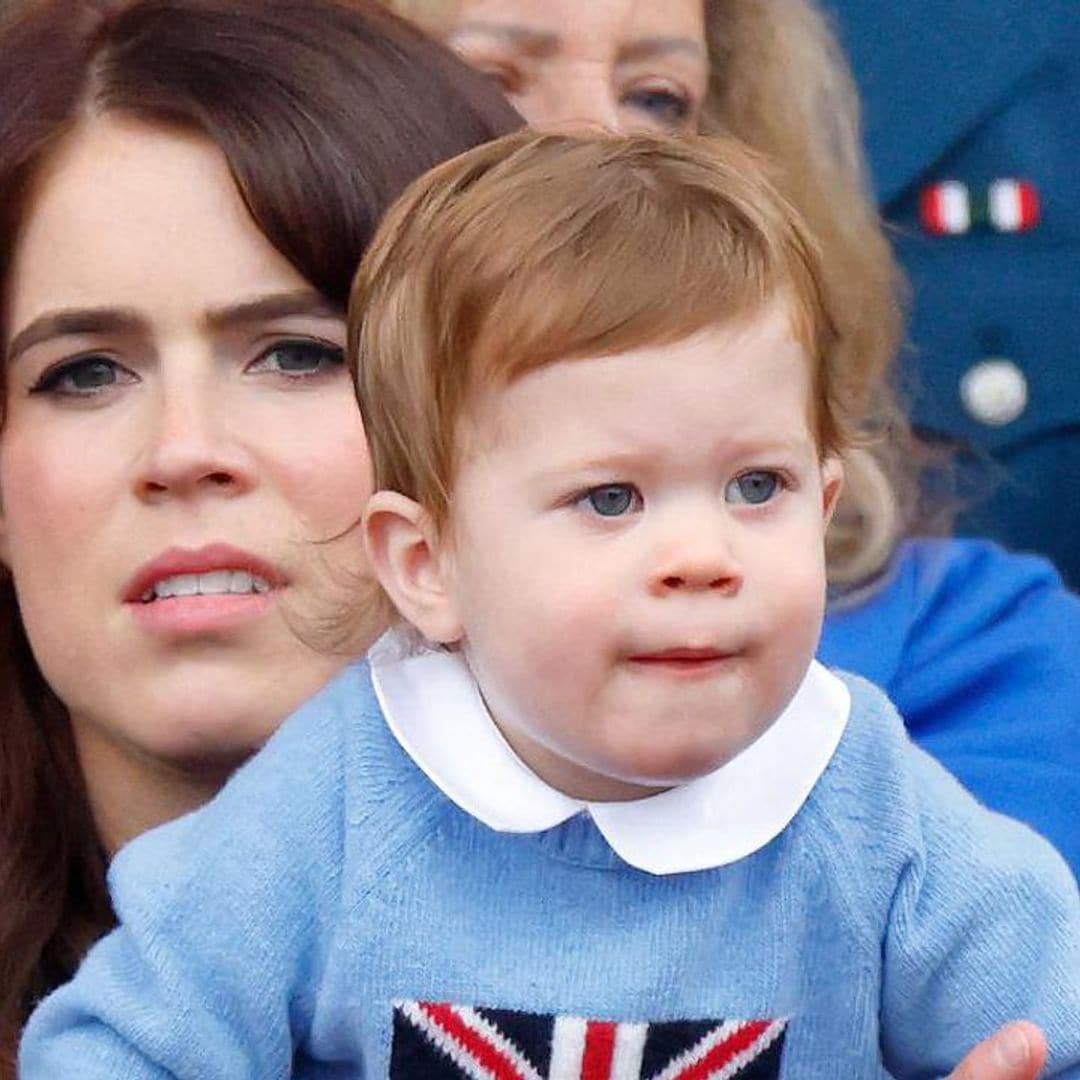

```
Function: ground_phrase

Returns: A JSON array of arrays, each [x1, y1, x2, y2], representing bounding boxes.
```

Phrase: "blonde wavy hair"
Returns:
[[383, 0, 918, 590]]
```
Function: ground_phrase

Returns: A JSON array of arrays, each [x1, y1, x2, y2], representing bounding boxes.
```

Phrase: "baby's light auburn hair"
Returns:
[[384, 0, 924, 590], [351, 130, 859, 541]]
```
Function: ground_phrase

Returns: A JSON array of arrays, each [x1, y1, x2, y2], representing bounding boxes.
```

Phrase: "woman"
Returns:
[[0, 0, 517, 1067], [393, 0, 1080, 878], [0, 1, 1054, 1077]]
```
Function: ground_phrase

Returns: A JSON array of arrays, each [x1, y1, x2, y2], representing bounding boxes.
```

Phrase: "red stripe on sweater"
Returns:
[[581, 1020, 616, 1079], [675, 1019, 772, 1080], [420, 1002, 527, 1080]]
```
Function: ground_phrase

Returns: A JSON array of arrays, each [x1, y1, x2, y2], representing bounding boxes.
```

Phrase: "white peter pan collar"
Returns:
[[368, 631, 850, 876]]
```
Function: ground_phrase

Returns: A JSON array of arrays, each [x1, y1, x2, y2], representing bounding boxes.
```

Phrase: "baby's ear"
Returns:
[[820, 456, 844, 527], [363, 491, 463, 645]]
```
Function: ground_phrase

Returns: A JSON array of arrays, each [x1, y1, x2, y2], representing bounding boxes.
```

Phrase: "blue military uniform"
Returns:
[[824, 0, 1080, 587]]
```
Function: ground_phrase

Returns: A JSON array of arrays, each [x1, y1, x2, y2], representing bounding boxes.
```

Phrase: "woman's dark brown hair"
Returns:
[[0, 0, 518, 1068]]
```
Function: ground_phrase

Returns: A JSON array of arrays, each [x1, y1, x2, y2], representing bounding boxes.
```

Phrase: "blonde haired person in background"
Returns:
[[387, 0, 1080, 880]]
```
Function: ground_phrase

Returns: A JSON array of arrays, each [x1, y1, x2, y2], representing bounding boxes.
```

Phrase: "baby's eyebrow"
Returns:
[[534, 450, 656, 480]]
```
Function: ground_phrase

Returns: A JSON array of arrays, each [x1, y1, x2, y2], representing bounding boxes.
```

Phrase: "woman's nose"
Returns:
[[521, 62, 621, 131], [134, 380, 255, 502]]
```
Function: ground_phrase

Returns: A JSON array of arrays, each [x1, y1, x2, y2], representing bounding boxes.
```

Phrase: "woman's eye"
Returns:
[[622, 85, 692, 129], [452, 45, 523, 95], [250, 340, 345, 378], [477, 62, 522, 95], [29, 356, 133, 397], [578, 483, 643, 517], [725, 470, 782, 506]]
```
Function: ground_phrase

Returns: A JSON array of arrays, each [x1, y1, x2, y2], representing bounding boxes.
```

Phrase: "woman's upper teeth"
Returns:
[[142, 571, 271, 602]]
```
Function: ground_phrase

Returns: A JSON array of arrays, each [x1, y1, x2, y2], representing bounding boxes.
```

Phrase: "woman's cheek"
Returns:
[[1, 435, 88, 559]]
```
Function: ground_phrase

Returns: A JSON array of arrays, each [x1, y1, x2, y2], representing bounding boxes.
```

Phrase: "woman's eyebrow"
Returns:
[[5, 293, 340, 366], [449, 21, 561, 59], [6, 307, 144, 365], [617, 36, 708, 65], [203, 291, 341, 332]]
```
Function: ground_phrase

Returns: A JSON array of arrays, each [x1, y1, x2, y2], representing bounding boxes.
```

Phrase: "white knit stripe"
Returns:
[[454, 1006, 546, 1080], [549, 1015, 588, 1080], [939, 181, 971, 234], [650, 1019, 744, 1080], [709, 1020, 788, 1080], [611, 1022, 648, 1078], [988, 179, 1022, 231], [396, 1001, 498, 1080]]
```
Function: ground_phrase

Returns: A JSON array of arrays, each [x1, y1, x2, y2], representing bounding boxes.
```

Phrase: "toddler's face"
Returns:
[[416, 301, 840, 800]]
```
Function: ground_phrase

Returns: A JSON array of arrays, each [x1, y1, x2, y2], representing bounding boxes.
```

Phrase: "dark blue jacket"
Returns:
[[820, 538, 1080, 876], [825, 0, 1080, 587]]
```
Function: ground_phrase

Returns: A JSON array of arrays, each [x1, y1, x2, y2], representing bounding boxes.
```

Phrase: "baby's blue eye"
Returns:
[[726, 471, 780, 505], [581, 484, 641, 517]]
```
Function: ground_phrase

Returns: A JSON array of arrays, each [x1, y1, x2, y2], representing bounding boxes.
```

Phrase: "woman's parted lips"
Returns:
[[122, 543, 286, 603]]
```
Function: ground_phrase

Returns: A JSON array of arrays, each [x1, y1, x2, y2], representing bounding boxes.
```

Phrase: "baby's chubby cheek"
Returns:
[[468, 578, 618, 703], [771, 572, 828, 653], [519, 580, 622, 665]]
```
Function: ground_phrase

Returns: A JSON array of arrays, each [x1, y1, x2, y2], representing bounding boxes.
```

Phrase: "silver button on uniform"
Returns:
[[959, 358, 1029, 426]]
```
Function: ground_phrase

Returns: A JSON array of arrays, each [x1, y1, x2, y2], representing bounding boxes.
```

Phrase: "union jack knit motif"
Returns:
[[390, 1000, 787, 1079]]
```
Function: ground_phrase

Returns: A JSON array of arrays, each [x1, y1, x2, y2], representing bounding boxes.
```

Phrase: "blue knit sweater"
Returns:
[[20, 662, 1080, 1079]]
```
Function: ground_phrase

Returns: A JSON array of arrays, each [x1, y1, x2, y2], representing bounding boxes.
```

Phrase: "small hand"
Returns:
[[947, 1022, 1047, 1080]]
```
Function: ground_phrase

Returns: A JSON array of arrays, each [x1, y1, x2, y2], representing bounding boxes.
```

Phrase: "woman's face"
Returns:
[[0, 117, 373, 785], [447, 0, 708, 134]]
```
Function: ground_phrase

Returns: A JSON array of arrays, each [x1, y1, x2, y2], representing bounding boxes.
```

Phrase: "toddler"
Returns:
[[21, 131, 1080, 1078]]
